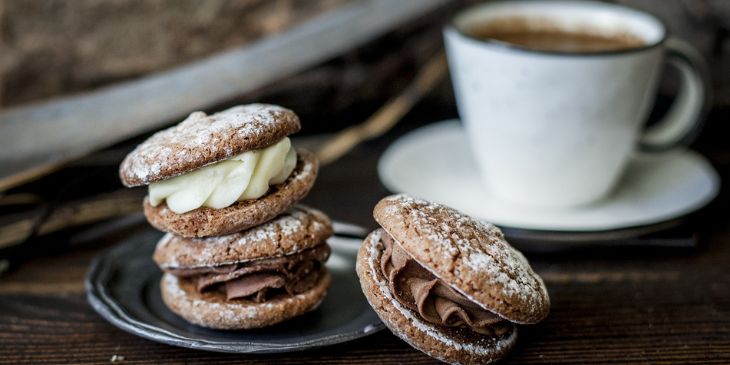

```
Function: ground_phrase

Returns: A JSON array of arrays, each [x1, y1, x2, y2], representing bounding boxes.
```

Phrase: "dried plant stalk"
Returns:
[[0, 190, 142, 250], [316, 51, 447, 165]]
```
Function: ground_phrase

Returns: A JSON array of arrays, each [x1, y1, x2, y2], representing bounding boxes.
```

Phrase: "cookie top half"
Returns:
[[120, 103, 300, 187], [373, 194, 550, 324], [153, 205, 332, 269]]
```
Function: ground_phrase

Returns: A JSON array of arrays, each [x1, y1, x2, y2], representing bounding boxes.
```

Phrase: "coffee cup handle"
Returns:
[[639, 38, 711, 152]]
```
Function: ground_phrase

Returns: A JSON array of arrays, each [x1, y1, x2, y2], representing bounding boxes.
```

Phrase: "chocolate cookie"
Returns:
[[161, 269, 331, 330], [119, 103, 300, 187], [143, 149, 318, 237], [356, 194, 550, 365], [153, 205, 333, 269], [155, 204, 333, 329]]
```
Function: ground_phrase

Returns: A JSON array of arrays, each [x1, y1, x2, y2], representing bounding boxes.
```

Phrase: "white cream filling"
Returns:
[[149, 137, 297, 213]]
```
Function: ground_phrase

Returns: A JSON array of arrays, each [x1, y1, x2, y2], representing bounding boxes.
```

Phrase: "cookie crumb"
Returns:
[[110, 354, 125, 363]]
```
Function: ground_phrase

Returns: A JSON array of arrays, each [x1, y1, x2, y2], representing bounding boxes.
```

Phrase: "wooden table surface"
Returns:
[[1, 106, 729, 364]]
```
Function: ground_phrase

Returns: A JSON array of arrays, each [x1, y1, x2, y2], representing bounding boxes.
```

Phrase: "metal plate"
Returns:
[[85, 223, 384, 353]]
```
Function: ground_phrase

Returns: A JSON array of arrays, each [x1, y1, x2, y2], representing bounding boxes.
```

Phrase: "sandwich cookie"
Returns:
[[155, 205, 333, 329], [356, 194, 550, 364], [120, 104, 317, 237]]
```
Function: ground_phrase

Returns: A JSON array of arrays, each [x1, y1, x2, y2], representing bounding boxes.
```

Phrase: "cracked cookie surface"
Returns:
[[373, 194, 550, 324]]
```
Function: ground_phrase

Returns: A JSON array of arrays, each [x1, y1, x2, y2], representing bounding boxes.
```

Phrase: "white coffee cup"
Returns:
[[444, 0, 709, 208]]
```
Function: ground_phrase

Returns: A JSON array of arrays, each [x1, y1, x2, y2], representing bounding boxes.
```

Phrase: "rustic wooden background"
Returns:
[[0, 1, 729, 364]]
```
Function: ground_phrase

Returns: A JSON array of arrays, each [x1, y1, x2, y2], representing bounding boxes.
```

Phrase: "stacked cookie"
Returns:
[[120, 104, 333, 329]]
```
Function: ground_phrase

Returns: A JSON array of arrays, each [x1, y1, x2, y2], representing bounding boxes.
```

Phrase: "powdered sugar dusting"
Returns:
[[120, 104, 299, 186], [163, 274, 314, 323], [365, 231, 516, 357], [156, 206, 331, 269], [375, 194, 549, 324]]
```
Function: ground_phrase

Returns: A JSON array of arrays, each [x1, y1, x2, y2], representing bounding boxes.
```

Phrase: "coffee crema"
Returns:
[[466, 17, 646, 53]]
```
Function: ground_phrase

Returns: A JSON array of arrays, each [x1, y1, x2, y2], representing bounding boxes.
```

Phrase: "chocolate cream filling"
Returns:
[[167, 244, 330, 302], [380, 232, 510, 336]]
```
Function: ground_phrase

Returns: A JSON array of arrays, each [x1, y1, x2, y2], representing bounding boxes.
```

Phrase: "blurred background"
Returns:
[[1, 0, 728, 120]]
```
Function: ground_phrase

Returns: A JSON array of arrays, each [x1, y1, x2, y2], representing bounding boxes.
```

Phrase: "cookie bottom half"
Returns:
[[161, 267, 330, 330]]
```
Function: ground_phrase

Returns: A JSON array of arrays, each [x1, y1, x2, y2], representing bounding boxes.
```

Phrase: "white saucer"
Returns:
[[378, 120, 720, 232]]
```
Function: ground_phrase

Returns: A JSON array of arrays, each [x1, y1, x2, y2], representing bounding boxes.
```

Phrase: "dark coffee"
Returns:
[[467, 18, 645, 53]]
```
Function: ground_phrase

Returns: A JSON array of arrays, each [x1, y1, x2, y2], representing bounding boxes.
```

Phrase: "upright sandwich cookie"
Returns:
[[155, 205, 333, 329], [120, 104, 317, 237], [356, 194, 550, 365]]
